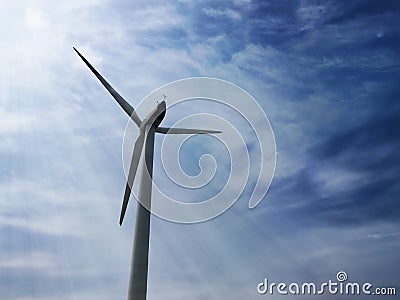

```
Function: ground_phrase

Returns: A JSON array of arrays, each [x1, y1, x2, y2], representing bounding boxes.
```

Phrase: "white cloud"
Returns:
[[314, 164, 366, 197], [0, 251, 58, 270], [128, 5, 185, 31], [203, 7, 242, 21], [296, 2, 327, 31], [233, 0, 252, 7], [25, 6, 49, 29], [0, 109, 35, 134], [368, 232, 400, 240]]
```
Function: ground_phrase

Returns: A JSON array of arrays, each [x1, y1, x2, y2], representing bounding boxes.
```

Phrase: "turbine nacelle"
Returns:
[[139, 100, 166, 131]]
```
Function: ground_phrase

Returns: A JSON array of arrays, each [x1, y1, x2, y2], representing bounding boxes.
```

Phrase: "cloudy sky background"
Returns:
[[1, 0, 399, 299]]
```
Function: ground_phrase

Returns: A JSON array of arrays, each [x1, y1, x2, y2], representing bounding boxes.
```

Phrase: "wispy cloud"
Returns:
[[203, 7, 242, 21], [1, 0, 399, 299]]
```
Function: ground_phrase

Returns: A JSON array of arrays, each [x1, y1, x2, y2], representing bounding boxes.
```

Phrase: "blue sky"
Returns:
[[0, 0, 399, 299]]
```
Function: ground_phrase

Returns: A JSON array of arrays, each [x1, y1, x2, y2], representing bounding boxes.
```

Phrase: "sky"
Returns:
[[0, 0, 399, 299]]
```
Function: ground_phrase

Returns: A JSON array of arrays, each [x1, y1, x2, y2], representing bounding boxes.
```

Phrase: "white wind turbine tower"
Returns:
[[73, 48, 220, 300]]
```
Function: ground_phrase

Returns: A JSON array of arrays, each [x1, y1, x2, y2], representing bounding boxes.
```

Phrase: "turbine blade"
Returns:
[[73, 47, 142, 127], [156, 127, 221, 134], [120, 131, 145, 225]]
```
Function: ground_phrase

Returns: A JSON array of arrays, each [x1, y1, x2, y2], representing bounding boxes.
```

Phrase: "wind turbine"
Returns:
[[73, 47, 220, 300]]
